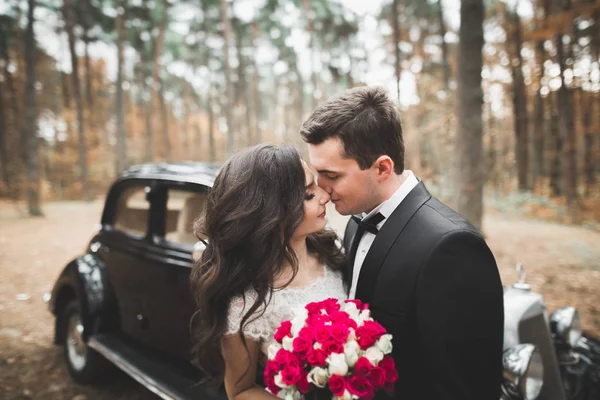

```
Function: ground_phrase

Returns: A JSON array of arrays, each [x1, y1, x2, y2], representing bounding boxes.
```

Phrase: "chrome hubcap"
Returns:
[[66, 313, 87, 371]]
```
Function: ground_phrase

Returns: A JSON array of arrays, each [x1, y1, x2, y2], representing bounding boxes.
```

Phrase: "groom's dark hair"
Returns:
[[300, 86, 405, 174]]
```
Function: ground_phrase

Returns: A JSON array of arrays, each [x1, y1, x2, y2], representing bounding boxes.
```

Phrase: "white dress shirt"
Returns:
[[349, 170, 419, 299]]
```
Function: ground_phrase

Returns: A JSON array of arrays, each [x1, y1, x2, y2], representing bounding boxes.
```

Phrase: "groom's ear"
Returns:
[[373, 156, 394, 181]]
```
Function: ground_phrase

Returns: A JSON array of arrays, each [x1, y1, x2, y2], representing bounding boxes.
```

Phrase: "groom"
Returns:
[[301, 86, 504, 399]]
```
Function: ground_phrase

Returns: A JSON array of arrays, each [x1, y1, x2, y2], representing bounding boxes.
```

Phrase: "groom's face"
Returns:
[[308, 137, 377, 216]]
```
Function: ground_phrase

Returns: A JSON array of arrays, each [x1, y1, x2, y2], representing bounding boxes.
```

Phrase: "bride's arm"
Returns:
[[221, 334, 278, 400]]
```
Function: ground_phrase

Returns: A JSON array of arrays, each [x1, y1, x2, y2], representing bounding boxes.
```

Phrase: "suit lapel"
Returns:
[[343, 219, 360, 289], [354, 182, 432, 303]]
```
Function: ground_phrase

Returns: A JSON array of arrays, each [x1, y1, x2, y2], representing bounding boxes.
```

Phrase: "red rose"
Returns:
[[298, 326, 315, 341], [306, 301, 324, 315], [330, 323, 350, 343], [274, 320, 292, 343], [379, 356, 398, 383], [293, 337, 311, 359], [328, 374, 346, 397], [308, 313, 329, 327], [345, 299, 365, 309], [323, 339, 344, 355], [362, 321, 386, 339], [346, 375, 373, 398], [323, 298, 341, 313], [306, 348, 327, 367], [354, 357, 373, 377], [281, 365, 302, 385], [356, 330, 376, 349], [297, 369, 311, 394], [264, 360, 279, 377], [384, 382, 395, 394], [314, 324, 331, 343], [369, 366, 386, 388], [275, 349, 300, 368]]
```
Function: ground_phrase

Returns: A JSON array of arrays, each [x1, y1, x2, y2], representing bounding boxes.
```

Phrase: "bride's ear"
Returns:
[[373, 156, 394, 181]]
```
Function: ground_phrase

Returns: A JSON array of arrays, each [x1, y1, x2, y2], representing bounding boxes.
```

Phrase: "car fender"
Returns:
[[50, 252, 118, 344]]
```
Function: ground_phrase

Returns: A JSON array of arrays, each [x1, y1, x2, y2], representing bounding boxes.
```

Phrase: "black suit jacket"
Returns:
[[343, 182, 504, 400]]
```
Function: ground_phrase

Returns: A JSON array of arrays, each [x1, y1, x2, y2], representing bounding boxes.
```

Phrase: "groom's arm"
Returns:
[[415, 229, 504, 400]]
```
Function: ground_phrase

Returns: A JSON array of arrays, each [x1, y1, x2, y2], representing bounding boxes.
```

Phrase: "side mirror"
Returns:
[[192, 240, 206, 262]]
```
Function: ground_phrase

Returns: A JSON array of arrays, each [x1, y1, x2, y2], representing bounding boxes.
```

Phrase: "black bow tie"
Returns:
[[351, 212, 385, 235]]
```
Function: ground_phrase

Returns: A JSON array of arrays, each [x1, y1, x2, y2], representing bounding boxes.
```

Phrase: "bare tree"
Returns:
[[221, 0, 235, 155], [115, 0, 127, 174], [23, 0, 42, 215], [453, 0, 485, 230], [64, 0, 90, 200], [392, 0, 401, 99]]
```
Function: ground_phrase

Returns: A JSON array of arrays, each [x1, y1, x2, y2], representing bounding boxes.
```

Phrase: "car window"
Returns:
[[164, 189, 208, 246], [113, 186, 150, 237]]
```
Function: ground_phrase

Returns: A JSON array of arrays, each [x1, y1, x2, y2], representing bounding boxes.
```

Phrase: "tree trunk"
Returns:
[[437, 0, 450, 91], [115, 1, 127, 174], [152, 0, 168, 160], [531, 40, 545, 189], [507, 4, 529, 191], [548, 91, 562, 196], [453, 0, 485, 230], [303, 0, 317, 109], [221, 0, 235, 154], [251, 20, 261, 143], [0, 78, 8, 191], [23, 0, 42, 215], [64, 0, 90, 201], [158, 79, 171, 161], [83, 33, 93, 110], [392, 0, 401, 99], [555, 33, 577, 207], [582, 90, 595, 195], [208, 87, 216, 163]]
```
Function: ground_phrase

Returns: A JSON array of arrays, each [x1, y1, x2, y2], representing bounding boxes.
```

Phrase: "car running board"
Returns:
[[88, 334, 225, 400]]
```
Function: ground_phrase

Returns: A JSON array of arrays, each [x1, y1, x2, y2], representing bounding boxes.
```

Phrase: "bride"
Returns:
[[190, 144, 347, 399]]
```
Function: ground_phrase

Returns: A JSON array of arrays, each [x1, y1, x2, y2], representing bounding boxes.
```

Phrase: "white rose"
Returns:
[[359, 309, 371, 322], [290, 317, 304, 337], [313, 342, 322, 350], [365, 346, 384, 366], [307, 367, 329, 388], [333, 389, 354, 400], [376, 334, 393, 354], [328, 352, 349, 376], [282, 335, 294, 352], [268, 343, 282, 360], [343, 340, 360, 367], [283, 388, 302, 400], [275, 372, 289, 389], [341, 302, 360, 321]]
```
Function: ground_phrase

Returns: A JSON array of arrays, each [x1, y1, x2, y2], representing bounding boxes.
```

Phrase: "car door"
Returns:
[[97, 180, 163, 346], [138, 181, 209, 361]]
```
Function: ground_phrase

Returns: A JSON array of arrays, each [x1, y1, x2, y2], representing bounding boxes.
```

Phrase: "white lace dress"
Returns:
[[225, 265, 348, 356]]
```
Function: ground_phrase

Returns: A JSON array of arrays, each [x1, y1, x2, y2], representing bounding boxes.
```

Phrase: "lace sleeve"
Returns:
[[225, 291, 272, 342]]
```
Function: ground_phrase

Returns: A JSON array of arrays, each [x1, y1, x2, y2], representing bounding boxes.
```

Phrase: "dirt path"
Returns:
[[1, 200, 599, 399]]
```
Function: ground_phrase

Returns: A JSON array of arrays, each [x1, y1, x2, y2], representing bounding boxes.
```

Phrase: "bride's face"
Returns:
[[293, 162, 330, 238]]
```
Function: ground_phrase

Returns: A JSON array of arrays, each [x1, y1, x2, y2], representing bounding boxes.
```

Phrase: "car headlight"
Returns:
[[503, 344, 544, 400], [550, 307, 582, 346]]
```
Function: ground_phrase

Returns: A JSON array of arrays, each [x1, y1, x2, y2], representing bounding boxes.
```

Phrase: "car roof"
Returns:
[[118, 162, 220, 187]]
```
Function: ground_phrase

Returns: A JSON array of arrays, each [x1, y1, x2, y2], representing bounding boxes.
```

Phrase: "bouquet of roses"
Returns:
[[264, 298, 398, 400]]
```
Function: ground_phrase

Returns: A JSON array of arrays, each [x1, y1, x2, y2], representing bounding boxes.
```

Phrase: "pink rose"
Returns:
[[275, 349, 299, 368], [308, 313, 330, 327], [298, 326, 315, 341], [328, 374, 346, 397], [330, 323, 350, 343], [274, 320, 292, 343], [306, 301, 324, 315], [306, 348, 327, 367], [346, 375, 374, 398]]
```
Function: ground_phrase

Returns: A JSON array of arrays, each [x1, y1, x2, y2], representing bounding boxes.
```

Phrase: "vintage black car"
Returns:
[[47, 162, 600, 400]]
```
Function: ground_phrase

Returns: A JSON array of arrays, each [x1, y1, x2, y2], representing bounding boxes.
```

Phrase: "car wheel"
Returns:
[[61, 300, 109, 383]]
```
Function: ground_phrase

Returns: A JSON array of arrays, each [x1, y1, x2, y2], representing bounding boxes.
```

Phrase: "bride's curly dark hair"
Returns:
[[190, 144, 345, 385]]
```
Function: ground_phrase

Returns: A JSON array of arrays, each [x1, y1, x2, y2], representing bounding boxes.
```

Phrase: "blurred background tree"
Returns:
[[0, 0, 599, 229]]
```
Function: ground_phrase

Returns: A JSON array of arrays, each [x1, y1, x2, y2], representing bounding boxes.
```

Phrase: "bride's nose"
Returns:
[[319, 188, 331, 204]]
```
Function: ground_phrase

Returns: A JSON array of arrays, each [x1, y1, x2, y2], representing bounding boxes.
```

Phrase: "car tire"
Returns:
[[61, 300, 110, 384]]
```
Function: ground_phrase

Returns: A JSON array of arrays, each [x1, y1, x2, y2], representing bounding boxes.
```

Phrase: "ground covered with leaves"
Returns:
[[1, 199, 599, 399]]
